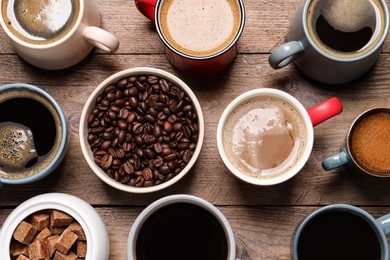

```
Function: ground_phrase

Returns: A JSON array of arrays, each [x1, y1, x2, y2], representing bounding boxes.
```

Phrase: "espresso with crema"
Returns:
[[307, 0, 386, 58], [2, 0, 80, 44], [222, 96, 306, 179], [159, 0, 241, 57]]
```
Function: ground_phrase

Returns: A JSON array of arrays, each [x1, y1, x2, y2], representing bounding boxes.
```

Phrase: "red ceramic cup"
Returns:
[[135, 0, 245, 76]]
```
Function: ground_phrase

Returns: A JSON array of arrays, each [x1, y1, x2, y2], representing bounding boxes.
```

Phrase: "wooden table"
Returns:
[[2, 0, 390, 259]]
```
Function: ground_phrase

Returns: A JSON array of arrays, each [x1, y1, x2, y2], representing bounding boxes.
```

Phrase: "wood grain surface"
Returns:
[[2, 0, 390, 259]]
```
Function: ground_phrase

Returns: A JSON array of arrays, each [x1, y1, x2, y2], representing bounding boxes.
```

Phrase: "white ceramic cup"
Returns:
[[0, 193, 109, 260], [217, 88, 342, 186], [127, 194, 236, 260], [0, 0, 120, 70], [268, 0, 389, 84]]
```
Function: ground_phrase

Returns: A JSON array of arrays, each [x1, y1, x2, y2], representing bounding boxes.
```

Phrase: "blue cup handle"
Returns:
[[322, 148, 351, 171], [268, 41, 304, 69], [377, 214, 390, 235]]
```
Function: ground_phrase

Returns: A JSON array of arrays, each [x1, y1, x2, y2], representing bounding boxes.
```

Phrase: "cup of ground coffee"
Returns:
[[217, 88, 342, 186], [268, 0, 389, 84], [127, 194, 236, 260], [322, 108, 390, 177], [293, 204, 390, 260], [0, 0, 120, 70], [134, 0, 245, 76], [0, 83, 69, 186]]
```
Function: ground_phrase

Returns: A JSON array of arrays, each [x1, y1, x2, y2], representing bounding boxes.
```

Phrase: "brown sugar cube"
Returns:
[[35, 228, 51, 242], [28, 240, 50, 260], [16, 255, 30, 260], [10, 241, 29, 258], [55, 229, 78, 254], [66, 222, 86, 241], [46, 235, 60, 257], [76, 240, 87, 258], [50, 210, 73, 227], [53, 251, 78, 260], [14, 221, 38, 245], [30, 212, 50, 231]]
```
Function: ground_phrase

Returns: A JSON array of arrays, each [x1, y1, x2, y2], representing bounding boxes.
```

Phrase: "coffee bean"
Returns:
[[87, 74, 199, 188]]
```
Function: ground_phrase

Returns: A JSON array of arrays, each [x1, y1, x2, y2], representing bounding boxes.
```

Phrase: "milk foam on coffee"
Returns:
[[223, 97, 306, 178], [0, 122, 38, 171], [3, 0, 78, 43], [159, 0, 240, 56]]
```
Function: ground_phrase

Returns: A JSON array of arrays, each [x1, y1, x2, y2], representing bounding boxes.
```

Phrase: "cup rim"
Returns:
[[0, 0, 84, 49], [127, 194, 236, 260], [154, 0, 245, 60], [79, 67, 205, 193], [0, 83, 68, 185], [346, 107, 390, 177], [302, 0, 390, 62], [293, 204, 388, 260], [0, 193, 109, 260], [217, 88, 314, 186]]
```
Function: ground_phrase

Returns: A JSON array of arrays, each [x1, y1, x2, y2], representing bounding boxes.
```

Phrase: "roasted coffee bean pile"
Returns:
[[87, 75, 199, 187]]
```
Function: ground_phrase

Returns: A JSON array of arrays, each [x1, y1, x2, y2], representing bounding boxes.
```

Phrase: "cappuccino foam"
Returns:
[[159, 0, 241, 57], [223, 96, 306, 179]]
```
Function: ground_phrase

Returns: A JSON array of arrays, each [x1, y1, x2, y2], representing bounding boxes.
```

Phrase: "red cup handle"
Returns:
[[307, 97, 343, 127], [135, 0, 157, 21]]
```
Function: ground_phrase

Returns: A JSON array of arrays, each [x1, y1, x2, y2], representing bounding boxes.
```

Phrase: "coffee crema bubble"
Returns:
[[2, 0, 80, 44], [159, 0, 241, 57], [0, 89, 63, 179], [223, 96, 306, 179], [307, 0, 385, 58]]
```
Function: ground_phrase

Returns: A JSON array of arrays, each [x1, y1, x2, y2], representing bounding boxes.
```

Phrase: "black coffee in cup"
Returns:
[[136, 202, 228, 260], [307, 0, 386, 58], [0, 88, 63, 179], [296, 210, 382, 260]]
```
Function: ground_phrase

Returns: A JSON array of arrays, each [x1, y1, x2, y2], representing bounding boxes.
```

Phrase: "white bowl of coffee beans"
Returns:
[[0, 193, 109, 260], [79, 67, 205, 193]]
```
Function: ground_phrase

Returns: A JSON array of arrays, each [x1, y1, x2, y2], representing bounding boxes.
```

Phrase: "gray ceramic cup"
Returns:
[[293, 204, 390, 260], [269, 0, 389, 84], [0, 83, 69, 186]]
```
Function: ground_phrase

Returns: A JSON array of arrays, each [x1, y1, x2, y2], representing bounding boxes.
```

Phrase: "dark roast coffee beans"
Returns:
[[87, 75, 199, 187]]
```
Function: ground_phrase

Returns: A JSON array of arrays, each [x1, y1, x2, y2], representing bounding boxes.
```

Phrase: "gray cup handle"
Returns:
[[269, 41, 304, 69], [378, 214, 390, 235]]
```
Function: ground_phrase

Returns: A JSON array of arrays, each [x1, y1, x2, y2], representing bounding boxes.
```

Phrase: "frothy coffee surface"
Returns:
[[307, 0, 385, 58], [2, 0, 79, 44], [159, 0, 241, 57], [351, 112, 390, 175], [223, 96, 306, 179]]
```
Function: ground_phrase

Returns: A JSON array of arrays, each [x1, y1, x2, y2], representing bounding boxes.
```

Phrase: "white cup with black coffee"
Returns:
[[0, 0, 120, 69], [269, 0, 389, 84]]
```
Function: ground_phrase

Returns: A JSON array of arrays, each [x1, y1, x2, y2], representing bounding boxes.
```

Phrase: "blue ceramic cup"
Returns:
[[293, 204, 390, 260], [322, 108, 390, 177], [0, 83, 69, 185]]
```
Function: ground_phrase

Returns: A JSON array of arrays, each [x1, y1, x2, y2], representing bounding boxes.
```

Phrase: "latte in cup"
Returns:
[[2, 0, 80, 44], [158, 0, 241, 57], [0, 89, 63, 179], [307, 0, 386, 58], [222, 96, 306, 179]]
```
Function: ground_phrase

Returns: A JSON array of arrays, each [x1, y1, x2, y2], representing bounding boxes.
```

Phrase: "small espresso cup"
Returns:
[[0, 83, 69, 186], [0, 0, 120, 70], [322, 108, 390, 177], [217, 88, 342, 186], [269, 0, 389, 84], [293, 204, 390, 260], [135, 0, 245, 76], [128, 194, 236, 260]]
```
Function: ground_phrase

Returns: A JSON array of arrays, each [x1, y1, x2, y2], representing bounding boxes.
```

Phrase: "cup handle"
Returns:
[[377, 214, 390, 235], [322, 148, 350, 171], [134, 0, 157, 21], [268, 41, 304, 69], [306, 97, 343, 127], [84, 26, 120, 53]]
